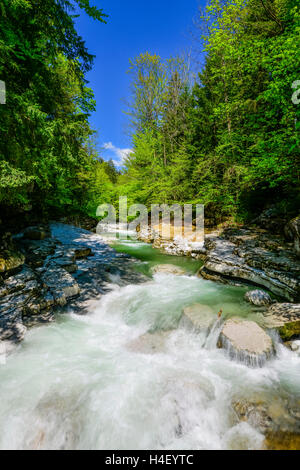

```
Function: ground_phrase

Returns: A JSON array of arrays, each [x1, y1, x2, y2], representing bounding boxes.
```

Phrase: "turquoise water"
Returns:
[[105, 233, 202, 275]]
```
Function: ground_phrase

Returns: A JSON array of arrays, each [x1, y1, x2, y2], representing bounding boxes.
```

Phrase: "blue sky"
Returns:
[[75, 0, 204, 166]]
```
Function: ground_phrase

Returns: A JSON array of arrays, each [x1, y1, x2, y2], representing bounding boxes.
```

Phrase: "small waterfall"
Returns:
[[217, 334, 274, 368]]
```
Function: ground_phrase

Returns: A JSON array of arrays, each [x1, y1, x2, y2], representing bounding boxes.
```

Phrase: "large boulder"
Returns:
[[17, 238, 58, 268], [232, 393, 300, 438], [181, 303, 216, 332], [263, 303, 300, 341], [151, 264, 187, 276], [244, 289, 273, 306], [218, 318, 274, 367]]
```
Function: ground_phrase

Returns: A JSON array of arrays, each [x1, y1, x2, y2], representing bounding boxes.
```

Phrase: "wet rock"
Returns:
[[200, 230, 300, 301], [0, 285, 39, 314], [264, 431, 300, 450], [263, 303, 300, 341], [151, 264, 187, 276], [45, 252, 77, 273], [41, 264, 80, 306], [218, 318, 274, 367], [181, 304, 216, 331], [0, 306, 27, 342], [17, 238, 58, 267], [232, 394, 300, 437], [74, 246, 92, 259], [232, 399, 274, 434], [22, 290, 55, 317], [0, 266, 36, 297], [244, 290, 273, 306]]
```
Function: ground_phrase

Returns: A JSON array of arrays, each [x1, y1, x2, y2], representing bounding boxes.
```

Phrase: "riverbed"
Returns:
[[0, 224, 299, 450]]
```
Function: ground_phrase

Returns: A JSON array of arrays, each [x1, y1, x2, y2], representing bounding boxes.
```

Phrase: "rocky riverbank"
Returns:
[[0, 222, 147, 345], [199, 227, 299, 302]]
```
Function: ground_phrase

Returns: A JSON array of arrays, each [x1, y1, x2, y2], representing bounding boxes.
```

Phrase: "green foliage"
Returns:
[[0, 0, 111, 217], [1, 0, 299, 224]]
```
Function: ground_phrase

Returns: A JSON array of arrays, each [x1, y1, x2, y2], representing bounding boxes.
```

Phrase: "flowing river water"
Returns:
[[0, 224, 299, 450]]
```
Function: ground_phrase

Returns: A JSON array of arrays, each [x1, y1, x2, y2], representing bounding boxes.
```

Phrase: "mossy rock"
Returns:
[[263, 303, 300, 341], [278, 321, 300, 341], [264, 431, 300, 450], [0, 250, 25, 274]]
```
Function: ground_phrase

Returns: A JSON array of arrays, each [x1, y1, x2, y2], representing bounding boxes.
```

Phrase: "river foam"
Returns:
[[0, 224, 299, 450]]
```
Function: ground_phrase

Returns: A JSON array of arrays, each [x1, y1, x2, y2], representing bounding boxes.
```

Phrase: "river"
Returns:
[[0, 224, 299, 450]]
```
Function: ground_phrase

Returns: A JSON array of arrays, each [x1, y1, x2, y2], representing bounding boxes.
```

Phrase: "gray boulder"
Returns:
[[181, 304, 216, 331], [244, 290, 273, 306], [218, 318, 274, 367], [200, 232, 300, 301]]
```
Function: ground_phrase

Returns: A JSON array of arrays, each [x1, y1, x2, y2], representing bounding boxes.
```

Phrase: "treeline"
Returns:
[[0, 0, 299, 226], [0, 0, 115, 221], [116, 0, 300, 222]]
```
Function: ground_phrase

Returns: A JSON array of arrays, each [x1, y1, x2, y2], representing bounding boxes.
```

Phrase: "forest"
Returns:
[[0, 0, 299, 226]]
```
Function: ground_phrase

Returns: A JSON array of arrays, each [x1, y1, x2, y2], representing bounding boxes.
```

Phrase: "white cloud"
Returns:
[[103, 142, 133, 166]]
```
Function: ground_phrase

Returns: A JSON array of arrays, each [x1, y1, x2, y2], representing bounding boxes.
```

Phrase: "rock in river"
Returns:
[[200, 229, 300, 301], [263, 303, 300, 341], [244, 289, 273, 306], [181, 304, 216, 332], [151, 264, 187, 276], [218, 318, 274, 367]]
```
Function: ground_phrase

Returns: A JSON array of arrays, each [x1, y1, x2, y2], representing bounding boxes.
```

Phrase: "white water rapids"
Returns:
[[0, 224, 299, 450]]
